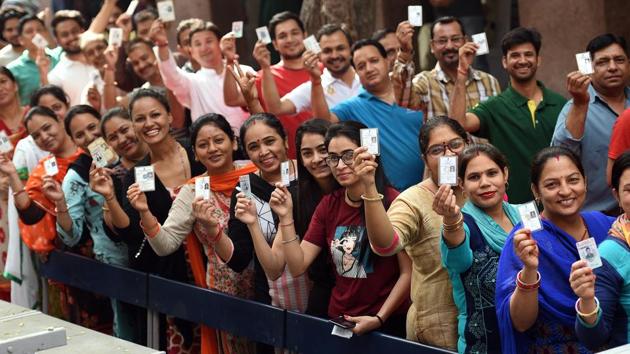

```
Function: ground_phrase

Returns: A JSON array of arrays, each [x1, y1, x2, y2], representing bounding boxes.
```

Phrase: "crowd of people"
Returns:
[[0, 1, 628, 353]]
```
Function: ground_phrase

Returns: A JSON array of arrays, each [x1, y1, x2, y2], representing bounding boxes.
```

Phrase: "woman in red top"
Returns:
[[234, 121, 411, 336]]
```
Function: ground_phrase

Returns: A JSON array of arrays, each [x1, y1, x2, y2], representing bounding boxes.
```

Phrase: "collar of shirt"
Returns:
[[321, 68, 361, 89], [434, 62, 481, 84], [588, 83, 630, 105], [357, 87, 397, 107], [504, 80, 559, 109]]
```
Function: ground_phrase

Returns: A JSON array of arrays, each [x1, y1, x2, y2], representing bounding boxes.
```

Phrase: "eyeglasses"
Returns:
[[426, 138, 465, 157], [325, 150, 354, 168], [432, 35, 465, 47]]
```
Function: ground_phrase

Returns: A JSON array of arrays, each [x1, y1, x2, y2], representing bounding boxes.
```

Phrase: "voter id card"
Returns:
[[0, 131, 12, 153], [135, 166, 155, 192], [88, 137, 118, 168], [256, 26, 271, 44], [108, 27, 123, 47], [303, 35, 321, 54], [438, 156, 458, 186], [239, 175, 251, 198], [232, 21, 244, 38], [360, 128, 379, 156], [518, 201, 543, 232], [126, 0, 139, 16], [576, 237, 602, 269], [576, 52, 594, 75], [44, 156, 59, 176], [281, 161, 290, 187], [195, 176, 210, 200], [157, 0, 176, 22], [32, 33, 48, 49], [408, 6, 423, 26], [472, 32, 489, 56]]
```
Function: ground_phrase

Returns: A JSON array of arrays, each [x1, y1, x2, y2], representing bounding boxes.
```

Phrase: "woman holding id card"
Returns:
[[496, 147, 614, 354], [571, 151, 630, 349], [432, 144, 520, 354]]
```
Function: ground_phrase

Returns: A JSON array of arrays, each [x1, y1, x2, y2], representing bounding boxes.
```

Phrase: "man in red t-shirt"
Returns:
[[224, 11, 312, 158]]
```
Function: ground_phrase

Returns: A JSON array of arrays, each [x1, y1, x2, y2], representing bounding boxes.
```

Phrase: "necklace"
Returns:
[[579, 217, 589, 241], [345, 189, 362, 203]]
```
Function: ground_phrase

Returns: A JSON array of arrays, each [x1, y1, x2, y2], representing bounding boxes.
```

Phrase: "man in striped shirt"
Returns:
[[392, 16, 500, 121]]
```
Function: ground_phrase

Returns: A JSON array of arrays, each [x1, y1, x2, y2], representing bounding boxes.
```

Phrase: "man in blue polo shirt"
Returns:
[[310, 38, 424, 191]]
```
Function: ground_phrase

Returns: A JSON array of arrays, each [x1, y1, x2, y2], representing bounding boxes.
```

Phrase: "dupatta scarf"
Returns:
[[19, 149, 82, 253], [495, 211, 613, 354], [608, 213, 630, 246]]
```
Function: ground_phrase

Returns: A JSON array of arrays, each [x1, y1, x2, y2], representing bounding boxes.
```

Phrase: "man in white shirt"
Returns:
[[0, 7, 26, 67], [151, 19, 253, 133], [266, 24, 361, 116]]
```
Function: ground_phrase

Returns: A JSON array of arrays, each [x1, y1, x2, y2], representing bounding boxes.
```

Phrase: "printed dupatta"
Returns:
[[608, 213, 630, 247], [19, 149, 82, 253]]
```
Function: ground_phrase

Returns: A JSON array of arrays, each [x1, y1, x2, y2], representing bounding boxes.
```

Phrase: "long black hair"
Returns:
[[295, 119, 339, 235]]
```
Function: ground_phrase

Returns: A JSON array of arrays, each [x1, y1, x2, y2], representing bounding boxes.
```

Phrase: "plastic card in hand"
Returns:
[[135, 166, 156, 192], [239, 175, 251, 198], [0, 131, 12, 153], [576, 52, 594, 75], [472, 33, 489, 56], [303, 35, 321, 54], [331, 325, 353, 338], [126, 0, 139, 16], [255, 26, 271, 44], [518, 201, 543, 232], [577, 238, 602, 269], [408, 6, 423, 26], [32, 33, 48, 49], [108, 27, 123, 47], [360, 128, 379, 156], [88, 137, 118, 168], [438, 155, 458, 186], [157, 0, 176, 22], [44, 156, 59, 176], [195, 176, 210, 200], [232, 21, 243, 38], [281, 161, 290, 187]]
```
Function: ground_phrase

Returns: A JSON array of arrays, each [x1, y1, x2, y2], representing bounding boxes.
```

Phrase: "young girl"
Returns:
[[433, 144, 520, 353]]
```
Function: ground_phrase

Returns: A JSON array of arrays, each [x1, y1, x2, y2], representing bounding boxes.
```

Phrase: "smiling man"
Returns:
[[0, 6, 27, 67], [449, 27, 566, 203], [552, 33, 630, 214]]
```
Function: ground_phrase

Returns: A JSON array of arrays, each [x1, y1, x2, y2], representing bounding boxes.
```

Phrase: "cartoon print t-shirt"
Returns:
[[305, 188, 408, 318]]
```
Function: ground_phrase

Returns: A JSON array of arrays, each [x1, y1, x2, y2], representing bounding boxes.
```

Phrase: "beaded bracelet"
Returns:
[[575, 297, 600, 318], [516, 270, 541, 291]]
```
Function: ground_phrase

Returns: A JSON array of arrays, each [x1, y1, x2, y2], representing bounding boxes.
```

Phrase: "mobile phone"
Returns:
[[329, 315, 356, 329]]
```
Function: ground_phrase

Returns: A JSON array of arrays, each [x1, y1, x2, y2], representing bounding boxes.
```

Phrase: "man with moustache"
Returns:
[[552, 34, 630, 214], [262, 24, 360, 116], [310, 39, 424, 192], [0, 7, 27, 67], [223, 11, 312, 157], [450, 27, 566, 203], [393, 16, 500, 119]]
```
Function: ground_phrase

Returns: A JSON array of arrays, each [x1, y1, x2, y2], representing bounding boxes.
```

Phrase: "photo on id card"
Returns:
[[517, 201, 543, 232], [576, 238, 602, 269], [438, 156, 457, 186]]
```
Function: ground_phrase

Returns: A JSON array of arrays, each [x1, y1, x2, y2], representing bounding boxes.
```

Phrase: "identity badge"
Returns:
[[32, 33, 48, 49], [255, 26, 272, 44], [576, 52, 594, 75], [195, 176, 210, 200], [88, 137, 119, 168], [281, 161, 290, 187], [303, 35, 321, 54], [408, 6, 423, 27], [330, 325, 353, 339], [472, 32, 489, 56], [518, 201, 543, 232], [126, 0, 139, 16], [108, 27, 123, 47], [576, 237, 602, 269], [438, 155, 457, 186], [0, 131, 13, 153], [44, 156, 59, 176], [239, 175, 251, 198], [135, 166, 156, 192], [360, 128, 379, 156], [157, 0, 176, 22], [232, 21, 244, 38]]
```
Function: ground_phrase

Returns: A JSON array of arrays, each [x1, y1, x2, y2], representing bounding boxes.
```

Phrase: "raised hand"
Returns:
[[432, 184, 460, 220], [252, 41, 271, 69], [302, 50, 322, 80], [42, 175, 64, 203], [0, 153, 17, 176], [566, 71, 591, 106], [220, 32, 239, 64], [115, 13, 132, 41], [343, 315, 381, 336], [269, 183, 293, 218], [457, 41, 479, 74], [87, 85, 102, 111], [396, 21, 414, 53], [126, 183, 148, 212], [569, 260, 596, 300], [234, 192, 258, 225], [36, 48, 51, 75], [103, 45, 119, 69], [513, 228, 539, 270], [89, 164, 115, 199], [149, 19, 168, 45], [352, 146, 377, 188], [227, 60, 258, 102], [192, 197, 220, 234]]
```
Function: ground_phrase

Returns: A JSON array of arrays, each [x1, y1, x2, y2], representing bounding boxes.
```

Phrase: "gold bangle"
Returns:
[[443, 213, 463, 227], [282, 236, 298, 244], [102, 206, 110, 211], [576, 297, 600, 318], [443, 222, 463, 232], [360, 193, 384, 202]]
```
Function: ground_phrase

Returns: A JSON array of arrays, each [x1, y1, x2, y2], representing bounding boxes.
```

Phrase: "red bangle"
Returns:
[[209, 224, 223, 244], [516, 270, 541, 291]]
